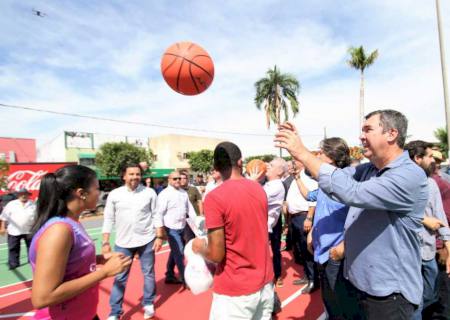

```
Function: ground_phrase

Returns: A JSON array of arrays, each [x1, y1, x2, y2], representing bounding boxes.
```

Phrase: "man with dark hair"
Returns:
[[0, 188, 35, 270], [180, 170, 203, 242], [405, 140, 450, 320], [192, 142, 274, 319], [102, 163, 165, 320], [428, 150, 450, 319], [275, 109, 428, 319]]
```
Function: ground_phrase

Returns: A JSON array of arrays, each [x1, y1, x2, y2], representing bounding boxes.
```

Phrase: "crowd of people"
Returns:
[[1, 109, 450, 319]]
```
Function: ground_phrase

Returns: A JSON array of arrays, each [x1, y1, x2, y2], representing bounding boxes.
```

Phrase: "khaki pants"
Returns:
[[209, 282, 274, 320]]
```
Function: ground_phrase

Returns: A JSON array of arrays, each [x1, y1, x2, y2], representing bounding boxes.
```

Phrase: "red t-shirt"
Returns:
[[204, 177, 274, 296]]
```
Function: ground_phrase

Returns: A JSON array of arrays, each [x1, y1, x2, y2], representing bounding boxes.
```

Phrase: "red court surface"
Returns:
[[1, 247, 324, 319]]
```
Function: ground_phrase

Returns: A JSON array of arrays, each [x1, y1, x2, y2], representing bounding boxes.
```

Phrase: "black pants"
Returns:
[[284, 216, 293, 250], [269, 216, 282, 279], [318, 259, 346, 320], [7, 234, 31, 269], [291, 214, 318, 283], [345, 278, 415, 320], [183, 224, 196, 243]]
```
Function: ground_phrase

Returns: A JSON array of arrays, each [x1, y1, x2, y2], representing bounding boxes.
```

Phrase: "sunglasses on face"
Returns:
[[172, 177, 181, 181]]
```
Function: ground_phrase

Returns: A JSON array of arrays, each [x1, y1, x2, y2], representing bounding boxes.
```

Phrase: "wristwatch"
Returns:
[[305, 216, 313, 222]]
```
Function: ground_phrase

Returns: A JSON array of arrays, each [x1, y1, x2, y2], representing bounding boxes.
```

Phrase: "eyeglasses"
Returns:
[[172, 177, 181, 181]]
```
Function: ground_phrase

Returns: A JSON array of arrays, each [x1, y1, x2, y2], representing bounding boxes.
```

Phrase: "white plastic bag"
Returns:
[[184, 238, 213, 295]]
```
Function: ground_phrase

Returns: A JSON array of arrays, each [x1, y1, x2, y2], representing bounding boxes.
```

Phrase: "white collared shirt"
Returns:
[[263, 179, 285, 233], [286, 170, 317, 213], [156, 185, 196, 230], [102, 184, 161, 248], [1, 199, 36, 235]]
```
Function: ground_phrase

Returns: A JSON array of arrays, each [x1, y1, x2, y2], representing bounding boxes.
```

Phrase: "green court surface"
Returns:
[[0, 227, 115, 287]]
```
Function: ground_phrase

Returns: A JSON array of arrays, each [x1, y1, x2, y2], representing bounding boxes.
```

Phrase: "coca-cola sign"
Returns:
[[0, 163, 76, 200]]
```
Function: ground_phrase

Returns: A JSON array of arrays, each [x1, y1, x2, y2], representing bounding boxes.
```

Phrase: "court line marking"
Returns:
[[0, 245, 170, 293], [0, 312, 35, 319], [0, 287, 31, 298], [0, 284, 321, 319], [0, 227, 103, 247], [280, 284, 306, 308]]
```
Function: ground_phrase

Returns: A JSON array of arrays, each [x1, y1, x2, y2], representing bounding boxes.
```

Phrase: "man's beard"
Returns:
[[423, 162, 436, 177]]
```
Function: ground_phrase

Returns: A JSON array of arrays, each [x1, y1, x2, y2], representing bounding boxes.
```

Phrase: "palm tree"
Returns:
[[254, 66, 300, 156], [347, 46, 379, 132]]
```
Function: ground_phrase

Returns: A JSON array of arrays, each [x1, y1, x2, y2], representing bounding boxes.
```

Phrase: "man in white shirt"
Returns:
[[0, 188, 36, 270], [203, 169, 223, 200], [102, 163, 165, 320], [264, 158, 287, 288], [157, 170, 197, 285], [286, 161, 318, 292]]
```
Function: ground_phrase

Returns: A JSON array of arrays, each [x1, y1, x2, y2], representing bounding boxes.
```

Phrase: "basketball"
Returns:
[[161, 41, 214, 95], [246, 159, 267, 176]]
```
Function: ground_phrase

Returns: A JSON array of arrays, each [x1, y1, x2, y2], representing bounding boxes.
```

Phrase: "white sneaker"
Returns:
[[106, 316, 119, 320], [144, 304, 155, 319]]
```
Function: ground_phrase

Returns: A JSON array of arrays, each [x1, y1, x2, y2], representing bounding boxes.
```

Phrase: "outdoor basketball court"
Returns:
[[0, 225, 325, 319]]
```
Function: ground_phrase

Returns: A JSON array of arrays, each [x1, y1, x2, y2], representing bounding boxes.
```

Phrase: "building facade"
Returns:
[[149, 134, 223, 170], [37, 131, 148, 166], [0, 137, 36, 162]]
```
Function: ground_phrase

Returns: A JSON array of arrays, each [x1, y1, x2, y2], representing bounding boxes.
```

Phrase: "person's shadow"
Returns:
[[117, 278, 185, 319]]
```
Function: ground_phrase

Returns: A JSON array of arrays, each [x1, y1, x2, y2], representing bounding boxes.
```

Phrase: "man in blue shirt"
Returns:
[[275, 109, 428, 320], [405, 140, 450, 319]]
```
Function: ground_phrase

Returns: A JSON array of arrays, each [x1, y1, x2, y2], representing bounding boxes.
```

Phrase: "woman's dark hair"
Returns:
[[31, 165, 97, 234], [320, 137, 351, 169]]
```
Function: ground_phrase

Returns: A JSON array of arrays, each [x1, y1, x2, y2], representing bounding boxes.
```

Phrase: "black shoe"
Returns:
[[165, 276, 183, 284], [292, 277, 309, 285], [302, 281, 316, 294]]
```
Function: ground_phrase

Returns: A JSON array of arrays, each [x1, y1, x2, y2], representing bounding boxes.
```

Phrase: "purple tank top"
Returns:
[[29, 216, 98, 319]]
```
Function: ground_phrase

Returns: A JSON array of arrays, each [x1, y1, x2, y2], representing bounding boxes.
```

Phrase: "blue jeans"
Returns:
[[165, 227, 185, 279], [412, 258, 439, 320], [109, 240, 156, 317]]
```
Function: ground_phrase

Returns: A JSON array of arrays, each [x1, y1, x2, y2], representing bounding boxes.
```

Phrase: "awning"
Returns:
[[78, 153, 96, 159], [146, 168, 174, 178], [96, 168, 175, 180]]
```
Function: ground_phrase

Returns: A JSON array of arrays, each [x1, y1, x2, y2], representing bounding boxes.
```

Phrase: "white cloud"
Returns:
[[0, 0, 449, 159]]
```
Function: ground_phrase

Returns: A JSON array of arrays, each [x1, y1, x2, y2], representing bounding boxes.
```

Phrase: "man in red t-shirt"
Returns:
[[192, 142, 274, 319]]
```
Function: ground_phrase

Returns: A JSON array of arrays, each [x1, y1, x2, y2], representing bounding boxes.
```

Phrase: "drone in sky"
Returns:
[[32, 8, 47, 17]]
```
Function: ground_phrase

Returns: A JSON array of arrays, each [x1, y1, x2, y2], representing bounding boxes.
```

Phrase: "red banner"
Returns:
[[0, 163, 76, 200]]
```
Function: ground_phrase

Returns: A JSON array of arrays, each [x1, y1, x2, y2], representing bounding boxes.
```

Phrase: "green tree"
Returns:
[[0, 159, 9, 190], [434, 127, 448, 157], [347, 46, 379, 132], [187, 149, 214, 174], [254, 65, 300, 129], [95, 142, 152, 178], [254, 65, 300, 156]]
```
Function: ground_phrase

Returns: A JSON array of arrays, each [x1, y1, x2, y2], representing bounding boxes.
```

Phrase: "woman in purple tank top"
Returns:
[[29, 165, 131, 320]]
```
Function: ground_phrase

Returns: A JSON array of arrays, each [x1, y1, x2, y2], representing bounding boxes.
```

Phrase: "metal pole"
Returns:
[[436, 0, 450, 158]]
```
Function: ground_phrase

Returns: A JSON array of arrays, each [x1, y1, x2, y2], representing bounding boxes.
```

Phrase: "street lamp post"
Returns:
[[436, 0, 450, 158]]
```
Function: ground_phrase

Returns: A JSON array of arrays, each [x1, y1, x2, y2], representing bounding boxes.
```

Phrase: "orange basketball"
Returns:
[[246, 159, 267, 176], [161, 41, 214, 95]]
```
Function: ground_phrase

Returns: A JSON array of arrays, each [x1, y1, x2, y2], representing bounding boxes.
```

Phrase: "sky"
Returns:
[[0, 0, 449, 158]]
